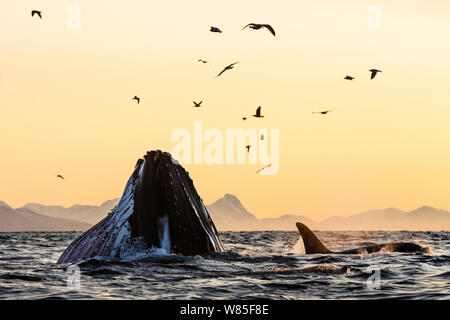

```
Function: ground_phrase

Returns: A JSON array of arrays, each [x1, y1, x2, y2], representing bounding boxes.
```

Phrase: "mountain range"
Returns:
[[0, 201, 90, 232], [1, 194, 450, 231], [207, 194, 450, 231], [23, 200, 117, 225]]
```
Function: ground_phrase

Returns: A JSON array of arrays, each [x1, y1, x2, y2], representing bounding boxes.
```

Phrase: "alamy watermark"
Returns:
[[66, 5, 81, 30], [367, 5, 382, 30], [366, 265, 381, 290], [171, 120, 279, 175], [66, 265, 81, 290]]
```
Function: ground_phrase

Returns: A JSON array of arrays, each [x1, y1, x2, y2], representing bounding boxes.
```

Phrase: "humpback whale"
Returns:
[[296, 222, 426, 254], [57, 150, 224, 264]]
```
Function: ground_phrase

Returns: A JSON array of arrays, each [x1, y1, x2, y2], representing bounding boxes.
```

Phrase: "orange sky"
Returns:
[[1, 0, 450, 220]]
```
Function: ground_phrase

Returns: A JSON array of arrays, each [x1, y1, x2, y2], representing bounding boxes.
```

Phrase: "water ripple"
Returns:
[[0, 231, 448, 299]]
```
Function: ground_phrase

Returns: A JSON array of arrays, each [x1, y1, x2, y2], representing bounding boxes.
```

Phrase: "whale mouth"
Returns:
[[132, 151, 224, 255], [57, 150, 224, 264]]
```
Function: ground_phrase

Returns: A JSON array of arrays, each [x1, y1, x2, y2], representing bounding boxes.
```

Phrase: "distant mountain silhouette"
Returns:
[[1, 196, 450, 231], [0, 201, 91, 232], [23, 199, 118, 224], [207, 194, 256, 229], [207, 194, 316, 230], [206, 196, 450, 231], [318, 206, 450, 231]]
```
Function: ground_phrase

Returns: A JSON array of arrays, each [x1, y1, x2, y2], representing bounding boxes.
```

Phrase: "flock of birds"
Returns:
[[30, 10, 382, 177], [195, 24, 382, 173], [129, 23, 278, 173]]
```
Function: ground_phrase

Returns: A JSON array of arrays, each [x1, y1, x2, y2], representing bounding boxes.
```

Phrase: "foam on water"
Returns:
[[289, 238, 306, 255]]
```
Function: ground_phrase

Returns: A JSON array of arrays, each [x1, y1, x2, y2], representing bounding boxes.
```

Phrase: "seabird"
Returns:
[[369, 69, 382, 80], [241, 23, 276, 36], [193, 101, 202, 108], [210, 26, 222, 33], [132, 96, 140, 104], [312, 110, 332, 115], [56, 175, 64, 180], [216, 62, 239, 78], [246, 145, 251, 153], [256, 164, 272, 174], [253, 106, 264, 118], [344, 76, 354, 81], [198, 59, 207, 63], [31, 10, 42, 19]]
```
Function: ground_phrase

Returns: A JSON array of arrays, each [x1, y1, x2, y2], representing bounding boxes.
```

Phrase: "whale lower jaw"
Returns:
[[57, 150, 224, 264]]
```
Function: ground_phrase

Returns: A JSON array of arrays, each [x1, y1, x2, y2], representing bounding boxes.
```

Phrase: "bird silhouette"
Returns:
[[369, 69, 382, 79], [241, 23, 276, 36], [31, 10, 42, 19], [210, 26, 222, 33], [344, 76, 355, 81], [242, 117, 247, 121], [256, 164, 272, 174], [193, 101, 202, 108], [198, 59, 207, 63], [312, 110, 332, 115], [253, 106, 264, 118], [216, 62, 239, 78], [132, 96, 140, 104], [246, 145, 251, 153], [56, 175, 64, 180]]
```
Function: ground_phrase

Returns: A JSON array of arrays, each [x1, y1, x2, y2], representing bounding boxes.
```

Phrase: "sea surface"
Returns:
[[0, 231, 449, 299]]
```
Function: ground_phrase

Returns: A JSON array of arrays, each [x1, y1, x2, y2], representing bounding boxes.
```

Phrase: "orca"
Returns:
[[57, 150, 224, 264], [296, 222, 426, 254]]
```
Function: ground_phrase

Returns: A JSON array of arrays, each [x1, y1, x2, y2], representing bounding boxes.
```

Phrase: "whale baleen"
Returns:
[[57, 150, 224, 264], [296, 222, 427, 254]]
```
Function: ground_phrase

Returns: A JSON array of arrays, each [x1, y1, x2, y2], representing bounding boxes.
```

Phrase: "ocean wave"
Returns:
[[0, 230, 448, 299]]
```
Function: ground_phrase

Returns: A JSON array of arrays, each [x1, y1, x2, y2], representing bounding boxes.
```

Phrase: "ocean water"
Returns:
[[0, 231, 448, 299]]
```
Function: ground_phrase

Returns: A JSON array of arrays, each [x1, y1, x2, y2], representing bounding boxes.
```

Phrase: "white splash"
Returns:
[[157, 215, 171, 255], [289, 238, 306, 254]]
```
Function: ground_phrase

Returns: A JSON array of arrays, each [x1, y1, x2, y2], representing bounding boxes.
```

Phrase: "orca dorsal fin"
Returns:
[[296, 222, 332, 254]]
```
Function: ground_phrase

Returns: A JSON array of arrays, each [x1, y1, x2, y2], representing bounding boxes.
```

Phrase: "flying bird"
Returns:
[[132, 96, 140, 104], [253, 106, 264, 118], [56, 175, 64, 180], [245, 145, 251, 153], [256, 164, 272, 174], [344, 76, 354, 81], [198, 59, 208, 63], [210, 26, 222, 33], [313, 110, 333, 115], [369, 69, 382, 79], [193, 101, 202, 108], [241, 23, 276, 36], [31, 10, 42, 19], [216, 62, 239, 78]]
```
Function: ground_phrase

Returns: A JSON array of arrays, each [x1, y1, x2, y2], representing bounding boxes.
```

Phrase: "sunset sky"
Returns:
[[1, 1, 450, 221]]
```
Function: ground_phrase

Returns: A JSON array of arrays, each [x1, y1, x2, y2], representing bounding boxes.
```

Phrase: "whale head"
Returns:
[[57, 150, 224, 264]]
